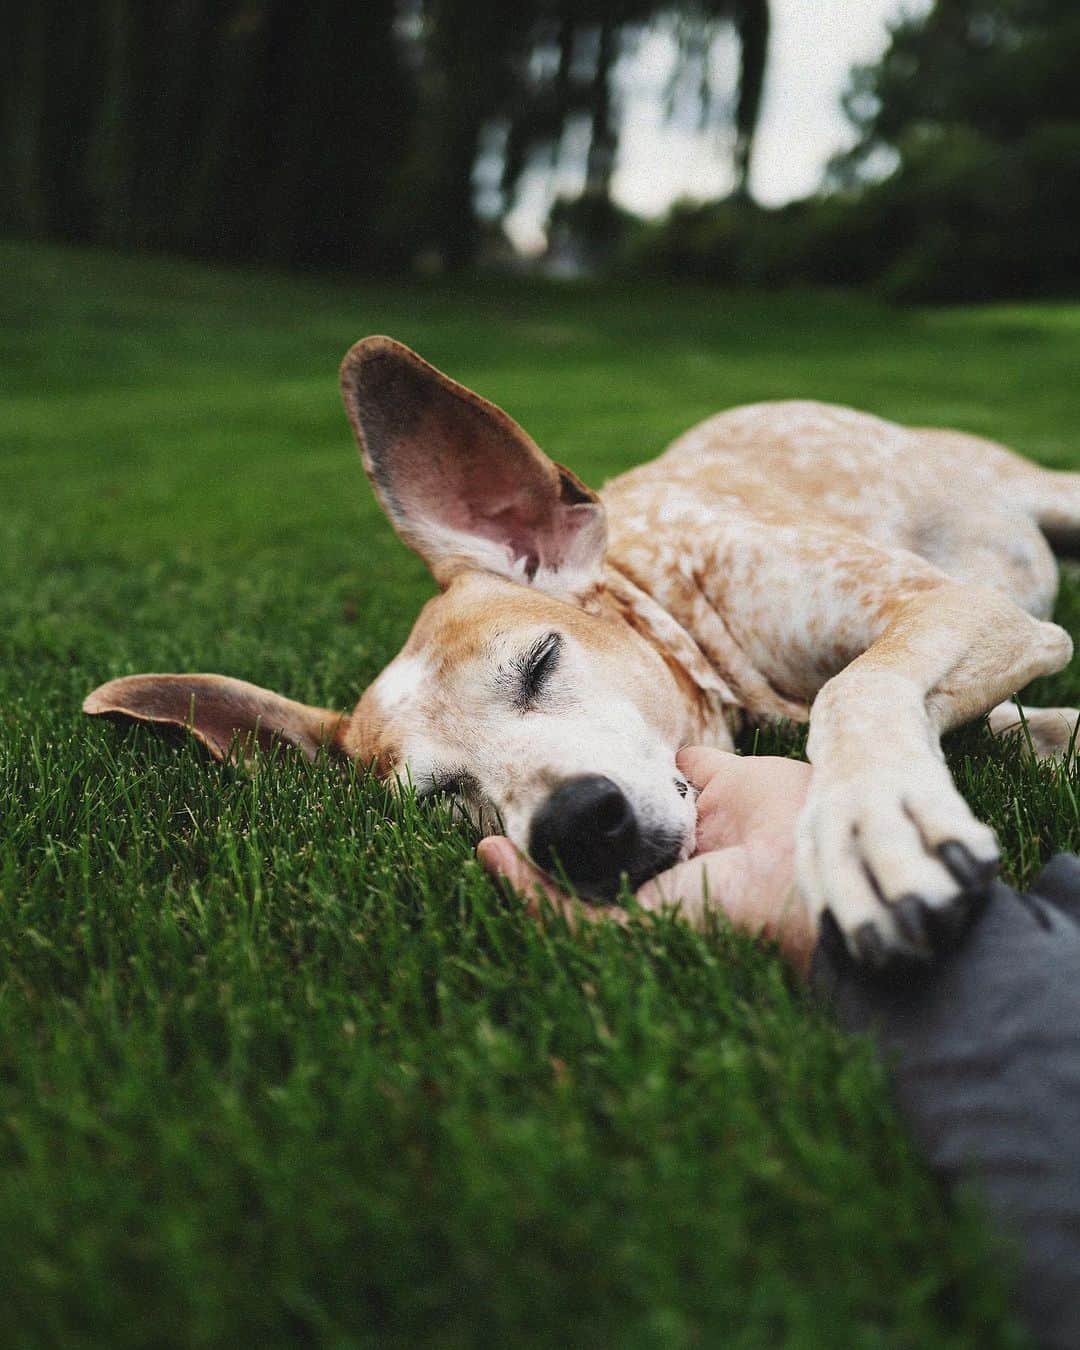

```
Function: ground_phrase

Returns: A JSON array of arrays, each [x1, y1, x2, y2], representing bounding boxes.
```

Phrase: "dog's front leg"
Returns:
[[799, 582, 1071, 963]]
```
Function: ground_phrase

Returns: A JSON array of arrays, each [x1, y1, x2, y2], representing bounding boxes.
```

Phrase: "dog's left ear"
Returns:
[[340, 337, 606, 598], [83, 674, 349, 764]]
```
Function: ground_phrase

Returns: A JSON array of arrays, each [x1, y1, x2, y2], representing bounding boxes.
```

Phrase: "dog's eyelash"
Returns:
[[515, 633, 561, 710], [419, 768, 475, 801]]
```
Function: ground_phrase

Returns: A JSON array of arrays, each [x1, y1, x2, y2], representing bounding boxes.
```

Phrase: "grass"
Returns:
[[5, 240, 1080, 1347]]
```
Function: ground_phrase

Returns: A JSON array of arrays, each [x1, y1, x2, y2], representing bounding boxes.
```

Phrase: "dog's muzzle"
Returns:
[[529, 774, 681, 900]]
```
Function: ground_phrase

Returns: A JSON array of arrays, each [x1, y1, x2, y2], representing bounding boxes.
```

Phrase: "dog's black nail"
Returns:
[[938, 841, 998, 890], [893, 894, 931, 951], [818, 908, 848, 961], [853, 921, 888, 967]]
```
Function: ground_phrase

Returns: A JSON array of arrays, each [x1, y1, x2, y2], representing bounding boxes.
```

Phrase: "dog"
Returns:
[[84, 337, 1080, 963]]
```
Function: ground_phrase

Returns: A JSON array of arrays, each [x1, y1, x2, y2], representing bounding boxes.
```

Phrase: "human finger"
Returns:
[[635, 846, 750, 927], [477, 836, 562, 907], [637, 844, 814, 974], [676, 745, 742, 791], [477, 837, 627, 928]]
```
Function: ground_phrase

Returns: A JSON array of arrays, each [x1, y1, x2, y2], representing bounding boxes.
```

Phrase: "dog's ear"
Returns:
[[340, 337, 606, 597], [83, 674, 348, 763]]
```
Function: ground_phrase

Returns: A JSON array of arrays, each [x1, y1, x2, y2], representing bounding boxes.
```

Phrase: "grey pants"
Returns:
[[812, 855, 1080, 1349]]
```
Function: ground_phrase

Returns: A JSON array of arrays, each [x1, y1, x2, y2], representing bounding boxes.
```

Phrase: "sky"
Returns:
[[503, 0, 932, 253]]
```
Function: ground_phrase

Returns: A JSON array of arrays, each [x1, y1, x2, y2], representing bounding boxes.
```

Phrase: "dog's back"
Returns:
[[602, 399, 1063, 622]]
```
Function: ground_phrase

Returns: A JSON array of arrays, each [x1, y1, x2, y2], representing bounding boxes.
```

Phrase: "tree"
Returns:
[[0, 0, 413, 269], [827, 0, 1080, 298], [385, 0, 540, 267], [490, 0, 771, 258], [0, 0, 772, 271], [840, 0, 1080, 178]]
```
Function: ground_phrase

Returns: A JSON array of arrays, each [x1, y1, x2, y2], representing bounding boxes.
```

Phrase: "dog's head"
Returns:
[[84, 339, 698, 897]]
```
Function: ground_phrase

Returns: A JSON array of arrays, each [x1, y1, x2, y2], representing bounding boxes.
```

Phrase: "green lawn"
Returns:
[[5, 240, 1080, 1348]]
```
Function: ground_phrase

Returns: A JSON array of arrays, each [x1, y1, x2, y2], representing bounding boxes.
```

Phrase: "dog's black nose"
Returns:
[[529, 774, 639, 896]]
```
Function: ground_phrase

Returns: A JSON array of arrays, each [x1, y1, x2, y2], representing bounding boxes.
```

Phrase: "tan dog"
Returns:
[[85, 338, 1080, 963]]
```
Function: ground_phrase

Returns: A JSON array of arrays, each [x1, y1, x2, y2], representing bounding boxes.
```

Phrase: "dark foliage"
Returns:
[[635, 0, 1080, 301], [0, 0, 414, 270], [0, 0, 769, 272]]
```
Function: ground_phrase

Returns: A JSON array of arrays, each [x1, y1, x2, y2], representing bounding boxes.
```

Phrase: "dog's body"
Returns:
[[86, 339, 1080, 962]]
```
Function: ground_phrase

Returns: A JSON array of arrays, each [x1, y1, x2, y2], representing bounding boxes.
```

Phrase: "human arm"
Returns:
[[811, 863, 1080, 1350]]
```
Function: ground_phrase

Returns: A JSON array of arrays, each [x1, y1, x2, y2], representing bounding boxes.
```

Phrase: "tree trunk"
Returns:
[[88, 0, 136, 246], [585, 18, 618, 199], [2, 0, 49, 233], [732, 0, 769, 200]]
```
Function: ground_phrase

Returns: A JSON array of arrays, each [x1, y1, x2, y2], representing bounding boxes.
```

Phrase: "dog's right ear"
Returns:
[[340, 336, 606, 598], [83, 674, 349, 763]]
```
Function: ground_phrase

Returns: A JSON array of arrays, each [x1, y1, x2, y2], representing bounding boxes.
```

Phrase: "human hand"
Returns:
[[477, 746, 817, 974]]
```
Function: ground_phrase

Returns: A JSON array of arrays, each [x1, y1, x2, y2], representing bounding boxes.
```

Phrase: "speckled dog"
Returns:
[[86, 338, 1080, 962]]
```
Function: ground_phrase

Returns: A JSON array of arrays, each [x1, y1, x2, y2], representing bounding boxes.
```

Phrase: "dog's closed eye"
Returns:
[[419, 767, 478, 802], [512, 632, 562, 711]]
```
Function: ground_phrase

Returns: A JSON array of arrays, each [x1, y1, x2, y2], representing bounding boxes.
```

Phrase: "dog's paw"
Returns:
[[795, 768, 999, 966]]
